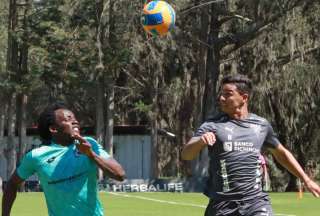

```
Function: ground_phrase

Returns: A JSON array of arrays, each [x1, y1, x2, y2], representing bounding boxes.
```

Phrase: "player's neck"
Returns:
[[52, 137, 73, 146], [229, 106, 249, 120]]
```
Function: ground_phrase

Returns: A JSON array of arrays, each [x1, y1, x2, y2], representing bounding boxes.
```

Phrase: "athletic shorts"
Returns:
[[204, 196, 273, 216]]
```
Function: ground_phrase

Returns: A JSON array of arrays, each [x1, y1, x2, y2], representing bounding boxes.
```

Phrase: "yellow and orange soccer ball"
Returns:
[[142, 1, 176, 36]]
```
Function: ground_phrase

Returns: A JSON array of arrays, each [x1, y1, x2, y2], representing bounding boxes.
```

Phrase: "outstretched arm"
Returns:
[[73, 134, 126, 181], [2, 172, 24, 216], [270, 144, 320, 197], [181, 132, 216, 160]]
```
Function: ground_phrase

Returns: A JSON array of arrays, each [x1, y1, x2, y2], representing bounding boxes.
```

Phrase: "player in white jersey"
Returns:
[[182, 74, 320, 216]]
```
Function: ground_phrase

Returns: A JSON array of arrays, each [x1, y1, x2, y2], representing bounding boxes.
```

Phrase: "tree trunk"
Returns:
[[150, 116, 158, 178], [193, 4, 221, 177], [150, 66, 159, 178], [5, 0, 18, 180], [0, 99, 7, 183], [95, 77, 105, 145], [6, 94, 17, 180], [196, 4, 209, 127], [17, 94, 27, 163], [202, 5, 221, 120], [103, 0, 116, 156], [16, 93, 27, 191], [16, 0, 30, 173], [104, 76, 114, 156], [285, 172, 298, 192], [7, 0, 18, 76], [286, 139, 306, 191]]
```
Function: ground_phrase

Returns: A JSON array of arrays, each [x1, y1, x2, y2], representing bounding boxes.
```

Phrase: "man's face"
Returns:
[[218, 83, 248, 115], [52, 109, 80, 142]]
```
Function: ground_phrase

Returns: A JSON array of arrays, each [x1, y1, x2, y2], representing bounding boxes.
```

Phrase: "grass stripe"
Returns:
[[109, 192, 296, 216], [2, 192, 319, 216]]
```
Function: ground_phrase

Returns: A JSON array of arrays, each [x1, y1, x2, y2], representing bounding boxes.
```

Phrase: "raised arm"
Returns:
[[2, 172, 24, 216], [270, 144, 320, 197], [88, 155, 126, 182], [74, 135, 126, 181], [181, 132, 216, 160]]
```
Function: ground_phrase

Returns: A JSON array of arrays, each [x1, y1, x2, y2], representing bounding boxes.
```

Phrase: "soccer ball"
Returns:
[[142, 1, 176, 36]]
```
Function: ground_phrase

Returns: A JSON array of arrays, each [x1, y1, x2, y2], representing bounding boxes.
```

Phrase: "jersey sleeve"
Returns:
[[85, 136, 111, 160], [264, 122, 281, 148], [193, 122, 217, 138], [16, 151, 36, 180]]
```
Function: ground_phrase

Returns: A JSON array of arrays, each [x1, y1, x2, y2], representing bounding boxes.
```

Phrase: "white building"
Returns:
[[0, 126, 151, 182]]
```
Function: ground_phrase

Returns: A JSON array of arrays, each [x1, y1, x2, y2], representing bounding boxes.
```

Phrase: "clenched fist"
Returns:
[[200, 132, 216, 146]]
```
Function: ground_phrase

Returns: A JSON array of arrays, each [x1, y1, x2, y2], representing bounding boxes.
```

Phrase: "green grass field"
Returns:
[[1, 192, 319, 216]]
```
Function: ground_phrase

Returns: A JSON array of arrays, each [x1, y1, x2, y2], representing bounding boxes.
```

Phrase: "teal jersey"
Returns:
[[17, 137, 110, 216]]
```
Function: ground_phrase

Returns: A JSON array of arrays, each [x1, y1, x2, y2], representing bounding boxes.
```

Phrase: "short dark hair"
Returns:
[[221, 74, 252, 95], [37, 102, 67, 144]]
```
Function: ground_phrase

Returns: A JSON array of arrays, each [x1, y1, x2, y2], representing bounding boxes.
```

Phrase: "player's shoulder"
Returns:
[[24, 145, 52, 159], [30, 145, 51, 154], [84, 136, 110, 158], [248, 113, 270, 125], [84, 136, 97, 142], [206, 112, 229, 123], [196, 113, 228, 131], [84, 136, 100, 146]]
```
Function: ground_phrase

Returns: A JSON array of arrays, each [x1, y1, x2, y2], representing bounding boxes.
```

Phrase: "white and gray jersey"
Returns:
[[194, 113, 280, 201]]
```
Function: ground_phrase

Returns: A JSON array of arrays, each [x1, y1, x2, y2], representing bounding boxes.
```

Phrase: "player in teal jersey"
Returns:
[[2, 103, 126, 216], [182, 74, 320, 216]]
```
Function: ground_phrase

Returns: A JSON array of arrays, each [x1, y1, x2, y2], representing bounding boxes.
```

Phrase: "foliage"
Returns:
[[0, 0, 320, 185], [0, 0, 8, 90], [228, 2, 320, 189]]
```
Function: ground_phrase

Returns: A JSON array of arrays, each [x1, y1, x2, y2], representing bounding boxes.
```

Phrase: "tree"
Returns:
[[1, 0, 319, 187], [225, 1, 320, 190]]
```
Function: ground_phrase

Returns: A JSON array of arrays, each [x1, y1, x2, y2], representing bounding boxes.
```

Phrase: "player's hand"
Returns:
[[200, 132, 216, 146], [305, 179, 320, 197], [72, 134, 95, 158]]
